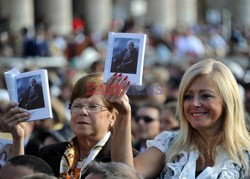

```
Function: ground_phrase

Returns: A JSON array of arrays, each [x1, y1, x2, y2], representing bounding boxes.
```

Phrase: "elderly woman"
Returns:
[[1, 73, 138, 179], [110, 59, 250, 178], [38, 73, 138, 178]]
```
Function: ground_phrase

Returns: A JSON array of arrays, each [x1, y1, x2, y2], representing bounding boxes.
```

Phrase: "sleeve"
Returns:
[[146, 131, 178, 154]]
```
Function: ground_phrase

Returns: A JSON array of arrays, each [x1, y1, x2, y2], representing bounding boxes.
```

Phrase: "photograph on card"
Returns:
[[103, 32, 147, 86], [111, 38, 140, 74], [17, 75, 45, 110], [4, 68, 52, 121]]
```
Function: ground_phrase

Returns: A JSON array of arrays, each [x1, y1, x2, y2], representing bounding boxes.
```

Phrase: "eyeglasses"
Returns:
[[69, 103, 108, 113], [135, 116, 155, 123]]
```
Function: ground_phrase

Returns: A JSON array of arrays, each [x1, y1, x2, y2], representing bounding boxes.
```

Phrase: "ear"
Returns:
[[109, 112, 117, 127]]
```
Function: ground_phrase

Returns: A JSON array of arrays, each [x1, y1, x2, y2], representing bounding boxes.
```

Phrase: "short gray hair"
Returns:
[[87, 161, 143, 179]]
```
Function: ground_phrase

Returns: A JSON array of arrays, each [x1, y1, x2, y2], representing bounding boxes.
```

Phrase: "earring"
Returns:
[[108, 121, 114, 132], [109, 121, 112, 127]]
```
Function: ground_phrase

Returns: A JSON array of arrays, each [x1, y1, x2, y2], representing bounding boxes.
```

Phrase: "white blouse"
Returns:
[[146, 131, 250, 179]]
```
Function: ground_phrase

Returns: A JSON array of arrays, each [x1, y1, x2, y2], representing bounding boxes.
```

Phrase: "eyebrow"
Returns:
[[185, 89, 215, 93]]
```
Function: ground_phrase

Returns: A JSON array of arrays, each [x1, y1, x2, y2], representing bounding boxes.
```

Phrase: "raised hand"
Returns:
[[105, 73, 131, 115], [0, 102, 31, 139]]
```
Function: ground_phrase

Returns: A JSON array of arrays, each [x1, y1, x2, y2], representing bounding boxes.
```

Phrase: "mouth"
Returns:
[[77, 121, 89, 125], [190, 112, 208, 118]]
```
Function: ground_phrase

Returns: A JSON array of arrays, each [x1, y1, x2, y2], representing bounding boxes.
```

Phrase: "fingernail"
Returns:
[[113, 73, 117, 76], [127, 81, 130, 86], [123, 76, 128, 81], [118, 73, 122, 77]]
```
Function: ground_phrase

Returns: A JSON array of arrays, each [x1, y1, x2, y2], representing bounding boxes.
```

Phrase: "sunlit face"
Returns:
[[70, 95, 114, 140], [135, 107, 160, 140], [183, 75, 224, 136]]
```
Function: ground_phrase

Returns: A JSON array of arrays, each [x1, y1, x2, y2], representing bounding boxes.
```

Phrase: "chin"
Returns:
[[191, 122, 207, 130], [77, 132, 92, 137], [74, 128, 92, 135]]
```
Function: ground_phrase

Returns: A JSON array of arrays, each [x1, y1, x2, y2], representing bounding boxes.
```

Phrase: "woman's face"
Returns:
[[183, 75, 224, 137], [70, 94, 114, 140]]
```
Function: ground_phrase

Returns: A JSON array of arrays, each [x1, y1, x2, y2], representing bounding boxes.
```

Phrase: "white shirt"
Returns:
[[147, 131, 250, 179], [79, 132, 111, 174]]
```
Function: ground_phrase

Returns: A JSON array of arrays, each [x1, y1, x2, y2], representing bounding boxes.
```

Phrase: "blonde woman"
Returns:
[[110, 59, 250, 178]]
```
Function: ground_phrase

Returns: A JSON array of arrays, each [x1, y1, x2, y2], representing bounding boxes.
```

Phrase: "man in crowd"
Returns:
[[133, 102, 160, 152]]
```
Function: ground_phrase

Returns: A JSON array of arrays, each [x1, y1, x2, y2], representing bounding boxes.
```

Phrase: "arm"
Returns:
[[0, 102, 31, 157], [106, 74, 133, 166], [106, 74, 165, 178], [11, 123, 25, 157]]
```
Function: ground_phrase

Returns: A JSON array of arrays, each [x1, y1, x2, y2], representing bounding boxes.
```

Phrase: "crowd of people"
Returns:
[[0, 16, 250, 179]]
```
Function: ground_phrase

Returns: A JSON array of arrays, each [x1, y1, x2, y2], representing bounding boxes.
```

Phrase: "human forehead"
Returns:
[[127, 41, 133, 45], [185, 75, 219, 94], [73, 95, 105, 104], [160, 109, 175, 118], [137, 106, 159, 117]]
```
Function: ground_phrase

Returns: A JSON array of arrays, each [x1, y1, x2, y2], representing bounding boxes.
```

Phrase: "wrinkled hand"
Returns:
[[0, 102, 31, 139], [105, 73, 131, 115]]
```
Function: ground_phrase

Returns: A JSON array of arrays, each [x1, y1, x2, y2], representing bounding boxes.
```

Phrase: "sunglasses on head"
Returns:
[[135, 116, 155, 123]]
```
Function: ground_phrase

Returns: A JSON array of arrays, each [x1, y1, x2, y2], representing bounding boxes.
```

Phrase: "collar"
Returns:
[[92, 132, 111, 149]]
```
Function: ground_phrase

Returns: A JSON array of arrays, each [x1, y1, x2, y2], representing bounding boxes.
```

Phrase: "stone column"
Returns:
[[113, 0, 131, 19], [82, 0, 112, 33], [176, 0, 197, 27], [206, 0, 227, 10], [147, 0, 177, 31], [230, 0, 250, 27], [35, 0, 72, 35], [0, 0, 10, 20], [9, 0, 34, 34]]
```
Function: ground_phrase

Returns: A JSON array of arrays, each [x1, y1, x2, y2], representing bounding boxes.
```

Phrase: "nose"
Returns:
[[79, 106, 89, 115], [137, 118, 145, 125], [193, 97, 201, 107]]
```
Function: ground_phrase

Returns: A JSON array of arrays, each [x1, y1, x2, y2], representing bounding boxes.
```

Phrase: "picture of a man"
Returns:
[[18, 77, 45, 110], [111, 40, 139, 74]]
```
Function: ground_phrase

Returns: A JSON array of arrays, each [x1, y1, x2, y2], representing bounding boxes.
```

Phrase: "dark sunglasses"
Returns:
[[135, 116, 155, 123]]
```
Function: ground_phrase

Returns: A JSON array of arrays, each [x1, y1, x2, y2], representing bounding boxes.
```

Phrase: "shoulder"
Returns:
[[39, 142, 68, 156], [98, 135, 140, 162], [38, 142, 68, 177], [242, 150, 250, 167], [146, 131, 178, 154], [38, 142, 68, 168], [244, 150, 250, 166], [36, 84, 42, 89], [132, 48, 138, 54]]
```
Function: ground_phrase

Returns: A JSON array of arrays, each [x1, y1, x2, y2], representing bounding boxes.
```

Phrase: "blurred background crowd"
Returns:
[[0, 0, 250, 154]]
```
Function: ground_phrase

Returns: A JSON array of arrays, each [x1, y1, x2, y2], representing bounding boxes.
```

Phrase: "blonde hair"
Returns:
[[166, 59, 250, 174]]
